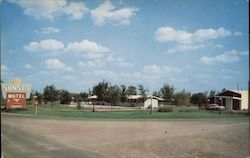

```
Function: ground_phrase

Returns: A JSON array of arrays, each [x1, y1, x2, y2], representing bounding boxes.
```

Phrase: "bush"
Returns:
[[158, 106, 173, 112], [178, 109, 192, 112]]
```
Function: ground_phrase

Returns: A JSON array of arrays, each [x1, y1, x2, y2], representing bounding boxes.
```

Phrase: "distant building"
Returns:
[[126, 95, 143, 103], [127, 95, 164, 108], [208, 90, 248, 110], [87, 95, 98, 100], [87, 95, 98, 104], [144, 96, 164, 109]]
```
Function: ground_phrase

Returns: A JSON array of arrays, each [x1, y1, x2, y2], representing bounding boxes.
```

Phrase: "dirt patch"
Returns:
[[2, 114, 250, 158]]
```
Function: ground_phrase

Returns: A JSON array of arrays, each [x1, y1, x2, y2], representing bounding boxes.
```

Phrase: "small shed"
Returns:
[[144, 96, 164, 109]]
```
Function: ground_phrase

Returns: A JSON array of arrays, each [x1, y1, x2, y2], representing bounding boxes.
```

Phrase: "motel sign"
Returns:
[[1, 79, 31, 109]]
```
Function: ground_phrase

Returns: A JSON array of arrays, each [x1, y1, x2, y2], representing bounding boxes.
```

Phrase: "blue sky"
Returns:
[[1, 0, 249, 93]]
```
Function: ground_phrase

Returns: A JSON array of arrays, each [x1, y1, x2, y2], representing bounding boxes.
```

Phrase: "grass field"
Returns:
[[4, 104, 248, 119]]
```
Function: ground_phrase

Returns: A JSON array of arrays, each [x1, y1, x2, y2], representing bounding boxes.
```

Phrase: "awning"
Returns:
[[213, 96, 241, 100]]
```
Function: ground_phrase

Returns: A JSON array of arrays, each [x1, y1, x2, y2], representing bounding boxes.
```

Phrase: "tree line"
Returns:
[[28, 80, 227, 107]]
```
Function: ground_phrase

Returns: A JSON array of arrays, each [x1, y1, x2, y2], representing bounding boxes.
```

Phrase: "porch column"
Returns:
[[225, 98, 233, 110]]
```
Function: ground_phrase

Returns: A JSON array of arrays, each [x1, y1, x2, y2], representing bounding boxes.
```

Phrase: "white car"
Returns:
[[207, 104, 225, 110]]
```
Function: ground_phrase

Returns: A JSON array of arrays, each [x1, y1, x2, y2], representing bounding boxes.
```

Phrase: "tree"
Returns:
[[59, 89, 72, 104], [88, 89, 92, 96], [174, 90, 191, 106], [107, 84, 121, 106], [92, 80, 109, 101], [138, 84, 148, 101], [208, 90, 216, 97], [126, 85, 137, 95], [152, 90, 160, 97], [71, 93, 82, 102], [160, 83, 175, 101], [43, 84, 59, 105], [190, 92, 207, 107], [79, 92, 88, 101], [221, 88, 227, 93], [120, 85, 127, 102]]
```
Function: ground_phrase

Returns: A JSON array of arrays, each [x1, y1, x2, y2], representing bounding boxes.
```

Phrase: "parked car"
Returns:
[[1, 106, 6, 111], [207, 104, 225, 110]]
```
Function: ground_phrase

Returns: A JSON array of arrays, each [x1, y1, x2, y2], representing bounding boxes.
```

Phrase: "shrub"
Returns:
[[158, 106, 173, 112], [178, 109, 192, 112]]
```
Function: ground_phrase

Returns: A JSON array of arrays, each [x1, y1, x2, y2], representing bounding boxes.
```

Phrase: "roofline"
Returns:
[[213, 96, 241, 100], [215, 90, 240, 96]]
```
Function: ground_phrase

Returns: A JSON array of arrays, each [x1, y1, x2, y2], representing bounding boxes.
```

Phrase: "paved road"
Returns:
[[1, 123, 103, 158]]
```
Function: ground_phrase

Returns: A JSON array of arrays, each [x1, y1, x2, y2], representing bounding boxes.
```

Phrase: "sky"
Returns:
[[1, 0, 249, 94]]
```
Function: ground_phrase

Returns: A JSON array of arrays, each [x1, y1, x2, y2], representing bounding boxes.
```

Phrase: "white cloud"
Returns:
[[64, 39, 110, 59], [200, 49, 248, 64], [115, 57, 133, 67], [89, 64, 182, 86], [117, 62, 134, 67], [35, 27, 60, 34], [1, 64, 9, 72], [234, 31, 243, 36], [78, 61, 97, 68], [9, 0, 67, 20], [91, 64, 181, 81], [93, 70, 118, 78], [155, 26, 231, 43], [156, 26, 233, 54], [143, 64, 182, 74], [24, 39, 64, 53], [167, 44, 206, 54], [62, 75, 77, 80], [166, 43, 224, 54], [215, 44, 224, 48], [63, 2, 89, 20], [45, 58, 72, 71], [78, 55, 133, 70], [91, 1, 138, 26], [9, 0, 88, 20], [24, 39, 110, 58], [24, 38, 132, 68], [155, 27, 192, 43], [143, 64, 161, 73], [24, 64, 34, 69], [193, 27, 231, 42], [1, 64, 13, 78]]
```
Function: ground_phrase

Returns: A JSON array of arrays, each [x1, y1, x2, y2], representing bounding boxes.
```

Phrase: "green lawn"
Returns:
[[4, 106, 248, 119]]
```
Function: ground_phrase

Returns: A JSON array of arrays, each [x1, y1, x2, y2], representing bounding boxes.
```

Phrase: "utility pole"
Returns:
[[248, 79, 250, 114], [150, 96, 153, 115], [248, 42, 250, 154], [248, 42, 250, 114], [33, 95, 38, 115]]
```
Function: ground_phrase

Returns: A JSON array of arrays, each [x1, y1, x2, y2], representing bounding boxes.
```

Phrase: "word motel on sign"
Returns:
[[7, 93, 26, 99]]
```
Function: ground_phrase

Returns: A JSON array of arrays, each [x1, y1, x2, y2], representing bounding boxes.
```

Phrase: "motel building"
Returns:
[[208, 90, 249, 110]]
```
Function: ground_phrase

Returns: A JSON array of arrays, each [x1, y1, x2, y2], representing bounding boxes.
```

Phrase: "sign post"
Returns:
[[33, 96, 39, 115]]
